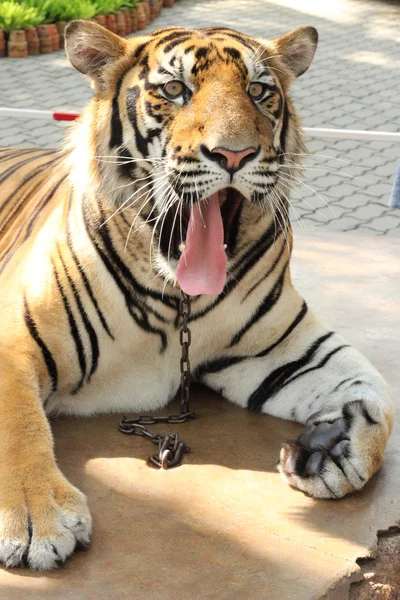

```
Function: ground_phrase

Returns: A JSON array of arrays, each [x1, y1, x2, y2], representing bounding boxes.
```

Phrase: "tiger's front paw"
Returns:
[[0, 469, 91, 570], [278, 400, 389, 499]]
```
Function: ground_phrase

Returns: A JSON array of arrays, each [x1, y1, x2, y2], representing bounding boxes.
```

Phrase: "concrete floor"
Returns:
[[0, 0, 399, 597], [0, 229, 398, 599]]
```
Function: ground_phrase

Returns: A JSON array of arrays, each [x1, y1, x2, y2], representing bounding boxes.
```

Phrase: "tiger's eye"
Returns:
[[163, 80, 184, 98], [248, 82, 265, 100]]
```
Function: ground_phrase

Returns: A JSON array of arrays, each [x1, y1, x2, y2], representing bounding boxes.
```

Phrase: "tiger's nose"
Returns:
[[201, 145, 259, 174]]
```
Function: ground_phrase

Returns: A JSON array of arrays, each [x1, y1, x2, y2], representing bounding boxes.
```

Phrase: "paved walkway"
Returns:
[[0, 0, 399, 236]]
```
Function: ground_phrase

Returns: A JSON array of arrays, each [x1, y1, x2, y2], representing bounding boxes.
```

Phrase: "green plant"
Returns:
[[93, 0, 118, 14], [0, 0, 142, 36], [14, 0, 97, 23], [0, 1, 43, 33], [56, 0, 97, 21], [119, 0, 140, 8], [94, 0, 139, 14], [17, 0, 52, 23]]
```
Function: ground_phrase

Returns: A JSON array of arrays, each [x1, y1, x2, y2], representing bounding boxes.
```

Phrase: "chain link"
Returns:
[[179, 291, 191, 415], [118, 290, 195, 469]]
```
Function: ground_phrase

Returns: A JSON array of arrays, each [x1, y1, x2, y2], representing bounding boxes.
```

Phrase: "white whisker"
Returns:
[[125, 177, 171, 251], [281, 160, 374, 184], [101, 173, 169, 227], [93, 154, 166, 164], [278, 171, 336, 218], [282, 151, 368, 169], [127, 174, 170, 225]]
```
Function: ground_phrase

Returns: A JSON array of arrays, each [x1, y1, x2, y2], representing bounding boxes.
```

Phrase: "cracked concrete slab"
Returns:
[[0, 227, 398, 599], [348, 528, 400, 599]]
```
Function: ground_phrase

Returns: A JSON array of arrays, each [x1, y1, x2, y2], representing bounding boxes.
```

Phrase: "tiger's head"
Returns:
[[66, 21, 317, 296]]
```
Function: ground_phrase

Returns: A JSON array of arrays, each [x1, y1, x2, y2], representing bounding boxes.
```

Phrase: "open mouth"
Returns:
[[159, 188, 245, 296]]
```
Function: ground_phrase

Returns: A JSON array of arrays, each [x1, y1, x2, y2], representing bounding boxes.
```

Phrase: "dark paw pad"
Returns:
[[281, 416, 351, 477], [298, 417, 348, 450]]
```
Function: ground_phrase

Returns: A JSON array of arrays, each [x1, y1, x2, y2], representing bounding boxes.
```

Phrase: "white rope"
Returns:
[[1, 108, 55, 119], [303, 127, 400, 143], [0, 107, 399, 142]]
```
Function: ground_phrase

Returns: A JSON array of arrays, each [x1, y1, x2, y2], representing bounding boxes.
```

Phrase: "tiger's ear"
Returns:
[[65, 20, 128, 90], [272, 26, 318, 78]]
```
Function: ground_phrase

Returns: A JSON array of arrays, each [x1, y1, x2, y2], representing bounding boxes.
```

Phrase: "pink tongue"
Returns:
[[176, 192, 227, 296]]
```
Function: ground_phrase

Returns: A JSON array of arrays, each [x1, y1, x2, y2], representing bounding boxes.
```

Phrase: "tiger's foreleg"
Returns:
[[201, 316, 394, 499], [0, 353, 91, 570]]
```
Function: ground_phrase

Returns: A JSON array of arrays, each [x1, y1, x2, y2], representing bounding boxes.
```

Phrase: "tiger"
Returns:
[[0, 20, 393, 571]]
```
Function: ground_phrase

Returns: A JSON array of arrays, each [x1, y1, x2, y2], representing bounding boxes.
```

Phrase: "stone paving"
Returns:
[[0, 0, 399, 236]]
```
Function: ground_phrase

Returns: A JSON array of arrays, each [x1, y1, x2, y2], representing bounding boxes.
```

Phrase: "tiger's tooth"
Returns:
[[179, 242, 186, 253], [223, 244, 227, 249]]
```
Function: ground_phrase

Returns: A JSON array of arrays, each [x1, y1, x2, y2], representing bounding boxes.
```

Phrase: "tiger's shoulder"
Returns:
[[0, 146, 70, 263]]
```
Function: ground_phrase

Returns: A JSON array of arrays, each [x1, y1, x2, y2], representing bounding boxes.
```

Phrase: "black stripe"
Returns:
[[330, 455, 350, 479], [53, 262, 87, 394], [0, 149, 54, 185], [221, 197, 242, 255], [0, 150, 55, 206], [95, 202, 176, 306], [196, 47, 210, 60], [215, 31, 255, 52], [342, 398, 376, 425], [139, 54, 150, 80], [68, 235, 114, 340], [282, 344, 349, 389], [177, 169, 211, 178], [332, 377, 356, 393], [109, 60, 146, 150], [224, 47, 241, 60], [176, 156, 200, 164], [233, 217, 283, 275], [257, 301, 308, 358], [126, 86, 161, 156], [24, 296, 58, 393], [190, 219, 281, 322], [163, 36, 192, 53], [66, 193, 114, 339], [361, 403, 378, 426], [82, 202, 169, 351], [0, 174, 68, 275], [58, 248, 99, 381], [109, 49, 151, 176], [132, 41, 150, 62], [257, 68, 272, 79], [345, 458, 366, 482], [279, 101, 289, 154], [241, 235, 285, 301], [0, 148, 41, 164], [0, 156, 62, 226], [229, 261, 288, 347], [109, 77, 125, 149], [247, 332, 334, 411], [320, 476, 338, 498], [92, 239, 168, 351], [195, 301, 308, 381], [145, 100, 163, 123], [155, 29, 190, 48], [195, 355, 245, 381]]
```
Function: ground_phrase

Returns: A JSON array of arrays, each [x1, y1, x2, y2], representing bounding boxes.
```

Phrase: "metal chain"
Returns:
[[119, 290, 195, 469], [179, 290, 192, 415]]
